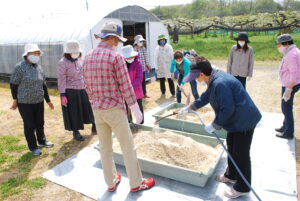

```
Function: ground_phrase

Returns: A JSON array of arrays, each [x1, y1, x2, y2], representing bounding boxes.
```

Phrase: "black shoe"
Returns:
[[276, 133, 293, 139], [91, 124, 97, 135], [73, 131, 85, 141], [275, 126, 284, 133]]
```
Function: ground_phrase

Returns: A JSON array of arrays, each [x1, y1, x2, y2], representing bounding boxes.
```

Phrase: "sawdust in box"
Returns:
[[161, 107, 215, 124], [113, 129, 221, 174]]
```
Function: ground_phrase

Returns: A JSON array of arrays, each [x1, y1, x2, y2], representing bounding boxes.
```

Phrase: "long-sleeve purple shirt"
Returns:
[[57, 57, 85, 95]]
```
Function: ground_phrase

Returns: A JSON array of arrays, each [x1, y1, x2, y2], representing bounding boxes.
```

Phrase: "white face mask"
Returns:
[[71, 53, 80, 59], [28, 55, 40, 64], [137, 42, 143, 47], [278, 46, 286, 54], [176, 60, 183, 65], [238, 41, 245, 47], [126, 58, 135, 63]]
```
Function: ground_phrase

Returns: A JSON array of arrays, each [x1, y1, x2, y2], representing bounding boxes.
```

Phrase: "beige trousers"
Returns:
[[93, 107, 143, 188]]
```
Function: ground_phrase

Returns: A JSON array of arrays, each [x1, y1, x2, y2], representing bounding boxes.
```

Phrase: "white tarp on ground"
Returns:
[[42, 103, 297, 201]]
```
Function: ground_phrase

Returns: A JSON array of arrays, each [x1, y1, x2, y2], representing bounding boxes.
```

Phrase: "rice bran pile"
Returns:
[[113, 130, 220, 174]]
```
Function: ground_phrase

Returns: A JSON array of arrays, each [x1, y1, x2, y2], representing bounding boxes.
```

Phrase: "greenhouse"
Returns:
[[0, 5, 169, 79]]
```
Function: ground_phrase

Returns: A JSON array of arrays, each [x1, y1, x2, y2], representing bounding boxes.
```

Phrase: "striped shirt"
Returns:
[[83, 42, 136, 111], [134, 46, 149, 72]]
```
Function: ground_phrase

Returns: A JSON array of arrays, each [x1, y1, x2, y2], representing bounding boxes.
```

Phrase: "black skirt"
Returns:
[[62, 89, 94, 131]]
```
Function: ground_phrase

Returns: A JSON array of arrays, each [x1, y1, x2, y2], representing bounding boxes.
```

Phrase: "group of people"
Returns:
[[9, 20, 300, 198]]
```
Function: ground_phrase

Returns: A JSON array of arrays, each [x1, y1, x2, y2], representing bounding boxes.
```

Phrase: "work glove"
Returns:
[[282, 88, 292, 102], [179, 84, 184, 91], [130, 102, 143, 124], [247, 77, 252, 81], [178, 105, 193, 116], [205, 124, 215, 134], [61, 96, 68, 107]]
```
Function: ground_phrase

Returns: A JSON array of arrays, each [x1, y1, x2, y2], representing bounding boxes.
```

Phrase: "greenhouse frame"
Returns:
[[0, 5, 169, 79]]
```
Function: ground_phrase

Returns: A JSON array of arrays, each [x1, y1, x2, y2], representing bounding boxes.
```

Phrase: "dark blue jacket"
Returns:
[[191, 70, 261, 132]]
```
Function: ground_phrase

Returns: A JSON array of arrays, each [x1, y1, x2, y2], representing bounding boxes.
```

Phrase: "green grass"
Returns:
[[171, 33, 300, 61], [24, 177, 47, 190], [0, 136, 27, 152], [0, 177, 23, 199], [0, 135, 48, 200]]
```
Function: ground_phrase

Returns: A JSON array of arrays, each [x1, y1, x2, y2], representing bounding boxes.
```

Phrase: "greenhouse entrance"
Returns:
[[123, 21, 146, 46]]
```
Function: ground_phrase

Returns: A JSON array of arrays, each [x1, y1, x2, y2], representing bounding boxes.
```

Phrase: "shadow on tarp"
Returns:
[[48, 133, 94, 177]]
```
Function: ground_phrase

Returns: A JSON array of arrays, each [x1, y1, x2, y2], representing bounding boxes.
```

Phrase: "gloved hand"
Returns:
[[205, 124, 215, 134], [61, 96, 68, 107], [282, 88, 292, 102], [178, 105, 193, 116], [247, 77, 252, 81], [130, 102, 143, 124], [179, 84, 184, 91]]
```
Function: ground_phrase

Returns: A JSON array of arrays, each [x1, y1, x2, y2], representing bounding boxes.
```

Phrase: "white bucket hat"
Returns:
[[122, 45, 138, 59], [134, 34, 145, 45], [94, 22, 127, 42], [22, 44, 43, 56], [64, 40, 82, 54]]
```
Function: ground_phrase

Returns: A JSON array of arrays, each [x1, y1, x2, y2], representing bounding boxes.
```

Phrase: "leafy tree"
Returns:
[[254, 0, 278, 13]]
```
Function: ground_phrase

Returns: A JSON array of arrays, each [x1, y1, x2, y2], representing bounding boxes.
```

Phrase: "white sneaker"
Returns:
[[224, 187, 249, 199], [38, 141, 54, 148], [31, 148, 42, 156]]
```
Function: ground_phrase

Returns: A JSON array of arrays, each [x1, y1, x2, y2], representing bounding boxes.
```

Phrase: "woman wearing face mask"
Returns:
[[10, 44, 54, 156], [57, 40, 97, 141], [133, 35, 150, 98], [227, 32, 254, 89], [122, 45, 144, 124], [179, 56, 261, 199], [170, 50, 199, 103], [275, 34, 300, 140], [154, 34, 175, 97]]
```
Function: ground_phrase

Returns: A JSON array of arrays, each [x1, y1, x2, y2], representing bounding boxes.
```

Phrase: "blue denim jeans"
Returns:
[[176, 74, 200, 103], [281, 84, 300, 137]]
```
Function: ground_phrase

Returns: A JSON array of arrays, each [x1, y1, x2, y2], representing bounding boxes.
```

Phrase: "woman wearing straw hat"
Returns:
[[133, 35, 151, 98], [57, 40, 97, 141], [154, 34, 175, 97], [10, 44, 54, 156], [122, 45, 144, 124], [227, 32, 254, 89]]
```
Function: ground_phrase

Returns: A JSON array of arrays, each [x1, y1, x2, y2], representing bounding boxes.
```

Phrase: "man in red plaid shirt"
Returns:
[[83, 22, 155, 193]]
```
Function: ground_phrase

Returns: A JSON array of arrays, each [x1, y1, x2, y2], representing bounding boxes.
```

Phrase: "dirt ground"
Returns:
[[0, 60, 299, 201]]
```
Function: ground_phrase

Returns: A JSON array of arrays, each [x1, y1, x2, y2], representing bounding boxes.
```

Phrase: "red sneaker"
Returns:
[[130, 178, 155, 192], [107, 173, 121, 192]]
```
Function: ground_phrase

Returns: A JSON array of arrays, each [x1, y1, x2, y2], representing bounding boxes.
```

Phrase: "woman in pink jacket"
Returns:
[[122, 45, 144, 124], [275, 34, 300, 139], [57, 40, 97, 141]]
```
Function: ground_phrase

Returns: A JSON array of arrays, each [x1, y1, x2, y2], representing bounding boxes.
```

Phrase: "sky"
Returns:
[[0, 0, 193, 23]]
